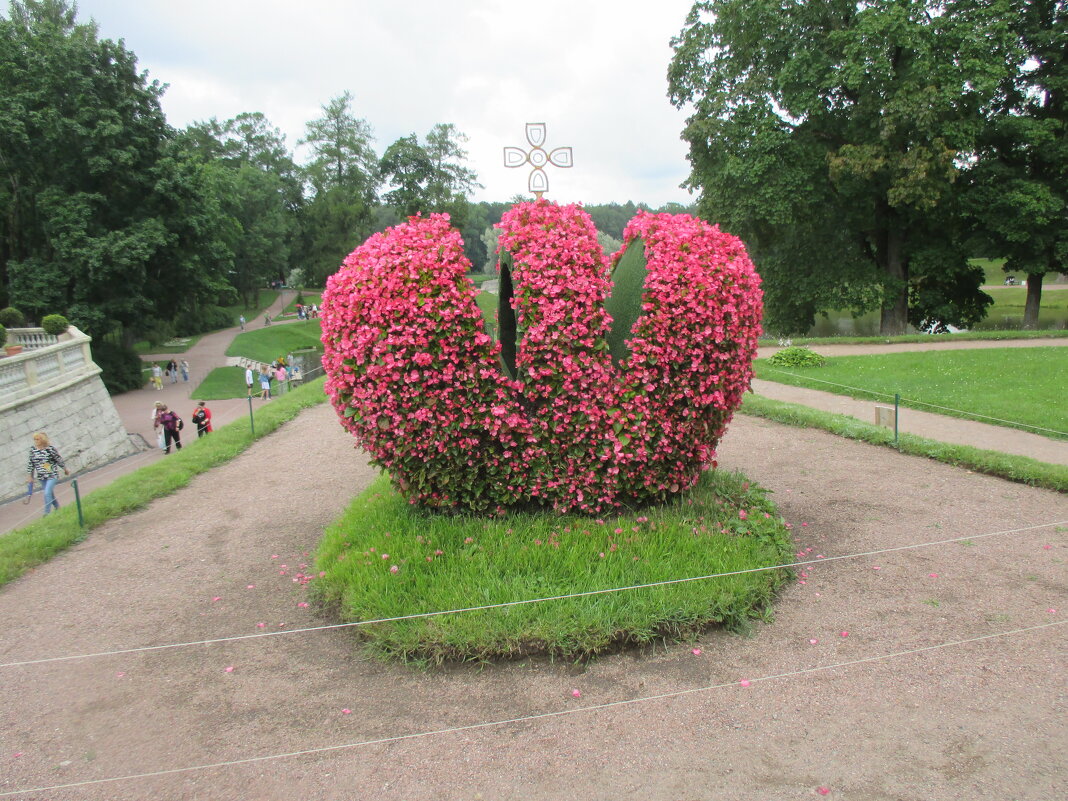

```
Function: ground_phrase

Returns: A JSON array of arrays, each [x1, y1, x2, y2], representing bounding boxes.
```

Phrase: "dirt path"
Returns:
[[0, 404, 1064, 800]]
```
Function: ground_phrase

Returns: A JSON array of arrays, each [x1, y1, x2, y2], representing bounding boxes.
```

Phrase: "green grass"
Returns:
[[191, 366, 250, 400], [975, 286, 1068, 331], [133, 336, 203, 355], [760, 329, 1068, 347], [475, 290, 497, 334], [754, 347, 1068, 440], [225, 320, 323, 364], [312, 470, 794, 665], [740, 394, 1068, 492], [222, 290, 279, 323], [0, 378, 329, 589]]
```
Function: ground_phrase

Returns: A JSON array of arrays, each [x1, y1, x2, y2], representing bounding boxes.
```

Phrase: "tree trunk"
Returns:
[[1023, 271, 1043, 330], [878, 223, 909, 335]]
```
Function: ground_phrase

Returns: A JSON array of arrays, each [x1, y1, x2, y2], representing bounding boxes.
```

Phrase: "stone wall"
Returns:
[[0, 327, 139, 503]]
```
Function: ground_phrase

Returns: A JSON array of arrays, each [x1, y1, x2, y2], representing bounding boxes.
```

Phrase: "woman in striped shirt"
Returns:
[[26, 432, 69, 515]]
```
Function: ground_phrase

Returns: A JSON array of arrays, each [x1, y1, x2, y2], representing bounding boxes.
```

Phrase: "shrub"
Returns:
[[768, 346, 826, 368], [92, 341, 146, 394], [41, 314, 69, 335], [322, 201, 763, 514], [0, 307, 25, 328], [173, 305, 233, 337], [0, 323, 6, 348]]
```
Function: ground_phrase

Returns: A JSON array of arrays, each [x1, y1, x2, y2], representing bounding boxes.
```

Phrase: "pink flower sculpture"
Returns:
[[322, 200, 762, 514]]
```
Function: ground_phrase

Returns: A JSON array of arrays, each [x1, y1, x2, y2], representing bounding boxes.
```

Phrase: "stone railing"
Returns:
[[0, 326, 99, 411]]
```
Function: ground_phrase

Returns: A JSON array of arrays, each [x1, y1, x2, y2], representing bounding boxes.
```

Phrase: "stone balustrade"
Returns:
[[0, 326, 97, 411]]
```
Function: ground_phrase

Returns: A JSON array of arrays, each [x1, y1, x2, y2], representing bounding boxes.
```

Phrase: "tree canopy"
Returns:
[[669, 0, 1020, 334]]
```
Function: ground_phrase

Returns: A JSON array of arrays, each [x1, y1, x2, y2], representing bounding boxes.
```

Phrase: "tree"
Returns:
[[964, 0, 1067, 328], [668, 0, 1017, 334], [0, 0, 231, 341], [300, 91, 378, 201], [298, 92, 379, 285], [379, 123, 481, 223]]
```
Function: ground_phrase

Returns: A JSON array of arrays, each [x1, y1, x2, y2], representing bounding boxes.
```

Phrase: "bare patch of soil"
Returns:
[[0, 404, 1065, 800]]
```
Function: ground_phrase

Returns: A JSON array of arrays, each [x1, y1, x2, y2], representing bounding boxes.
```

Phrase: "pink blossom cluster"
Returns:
[[321, 202, 762, 514]]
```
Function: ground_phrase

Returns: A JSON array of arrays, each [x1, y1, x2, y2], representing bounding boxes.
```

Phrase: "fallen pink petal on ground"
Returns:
[[224, 666, 234, 673], [739, 679, 751, 687], [571, 689, 582, 698], [692, 648, 702, 655]]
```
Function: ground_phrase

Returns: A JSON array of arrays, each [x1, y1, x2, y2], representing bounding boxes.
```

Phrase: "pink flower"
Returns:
[[464, 537, 474, 544], [738, 510, 748, 521], [381, 553, 389, 560], [840, 631, 849, 638], [739, 679, 751, 688], [342, 708, 352, 715], [390, 565, 399, 574], [571, 689, 582, 698], [817, 787, 830, 796], [298, 602, 309, 608], [691, 648, 702, 655], [256, 622, 266, 629]]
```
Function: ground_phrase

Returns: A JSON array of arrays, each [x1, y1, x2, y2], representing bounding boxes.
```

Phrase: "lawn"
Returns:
[[191, 366, 250, 400], [225, 320, 323, 364], [313, 468, 793, 664], [974, 286, 1068, 330], [754, 346, 1068, 440]]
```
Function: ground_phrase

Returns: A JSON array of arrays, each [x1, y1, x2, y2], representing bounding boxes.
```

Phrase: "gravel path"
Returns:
[[0, 401, 1065, 800]]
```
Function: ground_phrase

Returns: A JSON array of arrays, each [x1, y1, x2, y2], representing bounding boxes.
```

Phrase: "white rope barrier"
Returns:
[[1, 620, 1062, 798], [2, 519, 1062, 671]]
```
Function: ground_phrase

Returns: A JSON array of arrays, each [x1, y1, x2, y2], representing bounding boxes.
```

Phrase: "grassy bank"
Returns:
[[754, 347, 1068, 440], [740, 394, 1068, 492]]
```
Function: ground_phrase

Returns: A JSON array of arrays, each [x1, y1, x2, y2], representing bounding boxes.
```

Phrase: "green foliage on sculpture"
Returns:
[[322, 201, 763, 514]]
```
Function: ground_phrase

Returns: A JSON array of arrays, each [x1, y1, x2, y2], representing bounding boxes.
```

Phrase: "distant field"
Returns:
[[754, 346, 1068, 440]]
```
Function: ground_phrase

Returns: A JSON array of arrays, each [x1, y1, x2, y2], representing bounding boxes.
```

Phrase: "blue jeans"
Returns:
[[40, 477, 59, 515]]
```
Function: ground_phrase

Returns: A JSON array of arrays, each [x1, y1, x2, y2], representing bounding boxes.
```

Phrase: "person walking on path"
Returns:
[[25, 432, 69, 515], [274, 363, 287, 396], [245, 365, 255, 397], [192, 401, 213, 437], [180, 360, 190, 382], [239, 314, 246, 331], [151, 363, 163, 390], [155, 404, 184, 454], [167, 359, 179, 384]]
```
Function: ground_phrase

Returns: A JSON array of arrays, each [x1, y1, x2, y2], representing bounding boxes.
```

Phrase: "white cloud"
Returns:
[[83, 0, 697, 205]]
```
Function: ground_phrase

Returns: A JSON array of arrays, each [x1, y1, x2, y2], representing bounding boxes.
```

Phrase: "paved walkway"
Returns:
[[1, 322, 1064, 534], [0, 291, 296, 534]]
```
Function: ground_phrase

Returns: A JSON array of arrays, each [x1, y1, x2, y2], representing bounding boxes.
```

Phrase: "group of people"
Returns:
[[152, 400, 213, 454], [150, 359, 190, 390], [294, 303, 319, 320], [245, 358, 300, 400]]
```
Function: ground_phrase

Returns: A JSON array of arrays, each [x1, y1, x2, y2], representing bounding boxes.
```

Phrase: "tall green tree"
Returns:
[[298, 92, 378, 285], [0, 0, 230, 341], [668, 0, 1017, 334], [964, 0, 1067, 328]]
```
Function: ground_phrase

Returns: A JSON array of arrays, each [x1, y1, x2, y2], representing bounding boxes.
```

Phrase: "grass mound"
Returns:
[[312, 469, 794, 665]]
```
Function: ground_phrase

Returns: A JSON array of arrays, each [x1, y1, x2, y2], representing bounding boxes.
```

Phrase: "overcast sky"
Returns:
[[79, 0, 699, 206]]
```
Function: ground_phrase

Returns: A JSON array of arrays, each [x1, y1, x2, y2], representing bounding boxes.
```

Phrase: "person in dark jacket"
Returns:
[[155, 404, 183, 453], [191, 401, 213, 437]]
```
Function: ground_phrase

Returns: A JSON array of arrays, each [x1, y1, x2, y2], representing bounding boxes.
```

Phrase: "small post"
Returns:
[[247, 395, 255, 436], [72, 478, 84, 528], [894, 393, 900, 446]]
